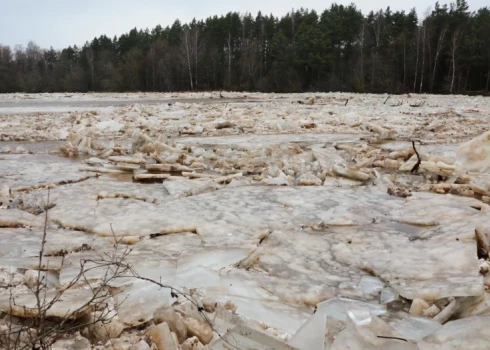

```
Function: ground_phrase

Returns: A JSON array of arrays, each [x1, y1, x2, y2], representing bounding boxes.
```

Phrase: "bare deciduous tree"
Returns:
[[450, 28, 461, 93], [180, 26, 194, 90], [86, 48, 95, 91], [431, 26, 447, 92], [413, 26, 420, 91]]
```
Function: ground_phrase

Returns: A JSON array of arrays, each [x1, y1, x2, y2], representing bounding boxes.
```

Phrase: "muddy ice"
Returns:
[[1, 92, 490, 349]]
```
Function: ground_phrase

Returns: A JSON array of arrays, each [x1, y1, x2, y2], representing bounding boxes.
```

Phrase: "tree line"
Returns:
[[0, 0, 489, 94]]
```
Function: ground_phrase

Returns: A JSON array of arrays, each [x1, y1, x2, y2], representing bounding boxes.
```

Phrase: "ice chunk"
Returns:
[[95, 120, 124, 132], [153, 307, 188, 343], [456, 130, 490, 173], [212, 325, 298, 350], [0, 209, 44, 228], [418, 316, 490, 349], [358, 276, 385, 295], [0, 288, 95, 319], [181, 315, 214, 345], [389, 316, 442, 342], [332, 165, 370, 181], [148, 322, 177, 350], [0, 256, 63, 271], [409, 298, 430, 316], [347, 306, 372, 326], [52, 336, 91, 350], [391, 277, 484, 301], [296, 173, 322, 186], [115, 281, 172, 328], [331, 313, 418, 350], [456, 292, 490, 318], [290, 298, 387, 349], [380, 287, 399, 304], [177, 249, 249, 272], [289, 310, 327, 350], [317, 297, 386, 322], [262, 171, 293, 186], [312, 146, 346, 172]]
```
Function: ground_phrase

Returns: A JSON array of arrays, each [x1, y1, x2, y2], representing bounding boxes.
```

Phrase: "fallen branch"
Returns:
[[384, 96, 391, 104], [411, 141, 421, 174], [377, 335, 408, 342]]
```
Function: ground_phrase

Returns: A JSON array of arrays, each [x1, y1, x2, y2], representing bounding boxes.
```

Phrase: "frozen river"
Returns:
[[1, 92, 490, 349]]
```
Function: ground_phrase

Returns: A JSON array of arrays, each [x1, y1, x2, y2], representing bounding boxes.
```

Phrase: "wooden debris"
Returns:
[[133, 174, 170, 183], [411, 141, 422, 174]]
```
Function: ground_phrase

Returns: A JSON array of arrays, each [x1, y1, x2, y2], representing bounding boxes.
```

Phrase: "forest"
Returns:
[[0, 0, 489, 94]]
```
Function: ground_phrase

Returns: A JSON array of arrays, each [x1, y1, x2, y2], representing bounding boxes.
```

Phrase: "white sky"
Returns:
[[0, 0, 487, 49]]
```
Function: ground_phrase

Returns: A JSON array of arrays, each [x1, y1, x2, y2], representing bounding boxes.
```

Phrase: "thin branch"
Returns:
[[411, 141, 421, 174], [377, 335, 408, 342]]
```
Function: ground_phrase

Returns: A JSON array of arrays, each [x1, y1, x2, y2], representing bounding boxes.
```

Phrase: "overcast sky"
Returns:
[[0, 0, 486, 49]]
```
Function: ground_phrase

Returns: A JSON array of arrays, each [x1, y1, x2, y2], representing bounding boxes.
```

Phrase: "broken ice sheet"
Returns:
[[311, 146, 346, 172], [390, 277, 484, 301], [211, 325, 298, 350], [330, 313, 418, 350], [0, 288, 95, 318], [0, 256, 63, 271], [389, 315, 442, 342], [456, 130, 490, 173], [288, 310, 327, 350], [317, 297, 386, 322], [0, 208, 44, 228], [358, 276, 385, 295], [115, 281, 172, 328], [0, 227, 97, 258], [0, 157, 91, 192], [347, 306, 372, 326], [418, 316, 490, 349], [60, 250, 176, 287], [455, 292, 490, 318], [163, 177, 218, 198], [206, 276, 310, 335], [380, 287, 399, 304], [176, 248, 250, 272], [289, 298, 387, 350]]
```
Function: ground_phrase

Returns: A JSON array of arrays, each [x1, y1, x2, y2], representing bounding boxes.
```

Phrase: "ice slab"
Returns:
[[0, 288, 95, 318], [0, 209, 44, 228], [380, 287, 399, 304], [358, 276, 385, 295], [418, 316, 490, 349], [331, 313, 419, 350], [290, 297, 388, 350], [163, 177, 218, 198], [115, 281, 172, 328], [390, 315, 442, 342], [311, 146, 346, 172], [0, 256, 63, 271], [391, 277, 484, 301], [456, 130, 490, 173], [317, 297, 387, 321], [177, 249, 250, 272], [289, 310, 327, 350], [177, 133, 360, 148], [0, 157, 91, 192], [206, 274, 310, 335], [211, 325, 299, 349], [0, 227, 96, 258]]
